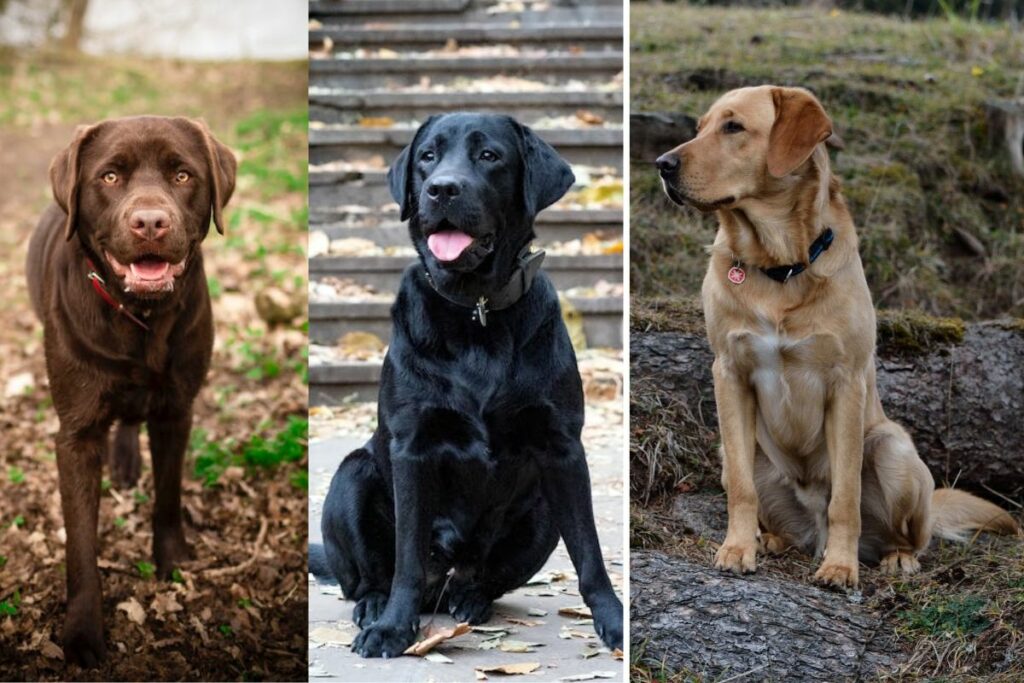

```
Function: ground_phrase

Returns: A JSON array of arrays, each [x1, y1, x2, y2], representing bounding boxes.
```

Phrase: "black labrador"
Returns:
[[309, 113, 623, 658]]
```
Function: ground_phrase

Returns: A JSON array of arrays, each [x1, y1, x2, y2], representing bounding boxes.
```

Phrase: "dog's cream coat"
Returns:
[[659, 85, 1018, 587]]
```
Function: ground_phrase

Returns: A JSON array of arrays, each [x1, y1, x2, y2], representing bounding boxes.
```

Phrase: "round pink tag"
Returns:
[[728, 266, 746, 285]]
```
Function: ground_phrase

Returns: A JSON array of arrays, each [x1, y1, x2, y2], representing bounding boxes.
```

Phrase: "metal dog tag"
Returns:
[[473, 297, 489, 327]]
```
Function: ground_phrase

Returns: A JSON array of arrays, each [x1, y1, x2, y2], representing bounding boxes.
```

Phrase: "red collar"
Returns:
[[85, 258, 150, 331]]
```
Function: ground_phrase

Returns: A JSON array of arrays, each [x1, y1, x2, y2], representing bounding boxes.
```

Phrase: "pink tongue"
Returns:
[[130, 260, 170, 280], [427, 230, 474, 262]]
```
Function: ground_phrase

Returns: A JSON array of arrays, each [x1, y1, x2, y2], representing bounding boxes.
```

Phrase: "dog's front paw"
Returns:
[[591, 595, 623, 650], [63, 605, 106, 668], [352, 621, 418, 658], [448, 585, 493, 624], [880, 551, 920, 576], [154, 525, 193, 579], [353, 592, 388, 627], [714, 540, 757, 574], [814, 559, 859, 588]]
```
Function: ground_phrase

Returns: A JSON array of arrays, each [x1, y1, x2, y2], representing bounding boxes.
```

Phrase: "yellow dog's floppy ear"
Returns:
[[185, 118, 237, 235], [767, 87, 833, 178], [50, 124, 97, 241]]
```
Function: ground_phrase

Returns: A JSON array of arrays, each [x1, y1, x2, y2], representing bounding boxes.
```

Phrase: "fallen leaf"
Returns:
[[498, 639, 543, 653], [405, 622, 470, 656], [527, 607, 548, 617], [559, 672, 617, 681], [359, 116, 395, 128], [424, 652, 454, 663], [40, 639, 63, 660], [309, 626, 355, 647], [558, 604, 592, 619], [475, 662, 541, 676], [116, 598, 146, 625]]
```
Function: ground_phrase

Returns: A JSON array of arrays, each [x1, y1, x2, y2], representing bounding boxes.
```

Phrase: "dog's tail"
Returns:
[[308, 543, 336, 582], [931, 489, 1020, 542]]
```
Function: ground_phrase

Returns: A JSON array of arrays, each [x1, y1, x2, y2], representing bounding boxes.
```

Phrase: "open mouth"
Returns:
[[104, 251, 186, 294], [425, 221, 494, 264]]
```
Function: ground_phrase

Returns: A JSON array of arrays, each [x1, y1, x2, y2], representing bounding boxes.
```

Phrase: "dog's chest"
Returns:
[[726, 322, 843, 459]]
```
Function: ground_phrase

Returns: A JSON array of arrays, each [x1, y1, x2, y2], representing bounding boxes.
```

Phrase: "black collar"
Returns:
[[755, 227, 835, 283], [423, 246, 545, 327]]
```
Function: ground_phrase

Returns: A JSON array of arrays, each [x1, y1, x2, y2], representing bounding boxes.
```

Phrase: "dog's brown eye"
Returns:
[[479, 150, 498, 162], [420, 151, 436, 162], [722, 121, 745, 134], [101, 172, 118, 184], [175, 171, 190, 184]]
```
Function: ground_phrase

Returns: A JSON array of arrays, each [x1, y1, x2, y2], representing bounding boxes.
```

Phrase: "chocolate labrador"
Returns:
[[26, 116, 235, 665], [308, 113, 624, 657]]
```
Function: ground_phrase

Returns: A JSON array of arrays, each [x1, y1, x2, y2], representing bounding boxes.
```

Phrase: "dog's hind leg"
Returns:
[[447, 495, 560, 624], [860, 421, 933, 575], [107, 421, 142, 490], [321, 447, 394, 628]]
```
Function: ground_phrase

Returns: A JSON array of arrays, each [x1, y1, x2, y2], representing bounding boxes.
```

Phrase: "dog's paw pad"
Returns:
[[759, 533, 790, 555], [351, 622, 416, 658]]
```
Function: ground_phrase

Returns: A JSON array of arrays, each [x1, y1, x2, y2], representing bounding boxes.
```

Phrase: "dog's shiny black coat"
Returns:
[[311, 113, 624, 657]]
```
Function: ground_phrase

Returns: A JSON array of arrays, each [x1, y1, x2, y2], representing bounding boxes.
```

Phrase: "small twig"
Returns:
[[980, 483, 1024, 510], [718, 662, 770, 683], [204, 517, 269, 579]]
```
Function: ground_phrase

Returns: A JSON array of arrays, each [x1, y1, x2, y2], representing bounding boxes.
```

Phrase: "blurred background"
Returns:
[[305, 1, 625, 679], [629, 2, 1024, 681], [0, 1, 308, 680]]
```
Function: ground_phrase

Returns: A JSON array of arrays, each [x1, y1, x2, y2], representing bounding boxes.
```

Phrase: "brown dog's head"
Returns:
[[655, 86, 832, 212], [50, 116, 236, 300]]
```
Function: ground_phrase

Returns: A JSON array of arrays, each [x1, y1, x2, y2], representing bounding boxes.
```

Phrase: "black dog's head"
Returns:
[[388, 113, 574, 289], [50, 116, 236, 301]]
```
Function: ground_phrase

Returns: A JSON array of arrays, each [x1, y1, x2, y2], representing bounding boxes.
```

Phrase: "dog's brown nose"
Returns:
[[656, 154, 680, 177], [129, 209, 171, 240]]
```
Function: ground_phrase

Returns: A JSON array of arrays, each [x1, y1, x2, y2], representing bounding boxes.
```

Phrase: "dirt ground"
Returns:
[[0, 55, 308, 680]]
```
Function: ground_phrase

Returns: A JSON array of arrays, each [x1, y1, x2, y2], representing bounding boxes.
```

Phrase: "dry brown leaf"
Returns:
[[558, 604, 592, 619], [575, 109, 605, 125], [309, 625, 355, 647], [475, 662, 541, 676], [359, 116, 395, 128], [404, 621, 470, 656]]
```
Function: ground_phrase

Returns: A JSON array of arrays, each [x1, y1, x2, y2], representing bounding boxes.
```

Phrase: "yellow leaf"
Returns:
[[971, 66, 985, 77], [359, 116, 395, 128]]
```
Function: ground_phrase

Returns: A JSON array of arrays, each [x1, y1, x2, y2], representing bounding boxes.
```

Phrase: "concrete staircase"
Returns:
[[309, 0, 624, 405]]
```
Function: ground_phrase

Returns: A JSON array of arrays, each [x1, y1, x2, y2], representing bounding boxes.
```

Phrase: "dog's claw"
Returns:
[[880, 551, 920, 576]]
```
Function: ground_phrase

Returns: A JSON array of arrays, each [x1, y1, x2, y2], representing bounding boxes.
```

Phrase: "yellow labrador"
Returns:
[[655, 85, 1019, 588]]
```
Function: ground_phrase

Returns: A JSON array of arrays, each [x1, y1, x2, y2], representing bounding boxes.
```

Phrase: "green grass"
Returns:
[[631, 5, 1024, 319], [191, 416, 307, 488], [135, 561, 156, 580]]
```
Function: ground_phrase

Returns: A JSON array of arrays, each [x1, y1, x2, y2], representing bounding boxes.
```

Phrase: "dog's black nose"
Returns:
[[655, 154, 680, 176], [426, 177, 462, 200]]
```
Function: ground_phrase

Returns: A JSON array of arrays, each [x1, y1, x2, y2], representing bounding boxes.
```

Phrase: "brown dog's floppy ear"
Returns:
[[50, 124, 96, 241], [387, 115, 438, 222], [186, 118, 237, 235], [767, 87, 833, 178], [510, 119, 575, 217]]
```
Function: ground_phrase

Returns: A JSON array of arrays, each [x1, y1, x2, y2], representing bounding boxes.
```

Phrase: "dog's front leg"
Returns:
[[351, 446, 435, 658], [816, 377, 865, 588], [713, 356, 760, 574], [56, 425, 107, 667], [148, 411, 194, 578], [542, 439, 623, 650]]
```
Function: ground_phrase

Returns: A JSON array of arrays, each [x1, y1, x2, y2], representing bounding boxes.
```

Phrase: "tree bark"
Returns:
[[631, 322, 1024, 500], [631, 549, 902, 681], [60, 0, 89, 52]]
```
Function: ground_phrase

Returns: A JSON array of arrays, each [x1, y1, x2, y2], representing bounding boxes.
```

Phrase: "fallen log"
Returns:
[[631, 549, 903, 680], [630, 305, 1024, 501]]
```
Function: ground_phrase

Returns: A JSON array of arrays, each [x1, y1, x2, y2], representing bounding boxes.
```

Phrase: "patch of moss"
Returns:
[[876, 309, 966, 354]]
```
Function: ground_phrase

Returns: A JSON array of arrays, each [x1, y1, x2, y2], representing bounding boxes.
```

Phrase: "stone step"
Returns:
[[310, 21, 623, 52], [309, 90, 623, 126], [310, 362, 382, 404], [309, 168, 622, 215], [309, 254, 622, 292], [310, 295, 621, 347], [310, 52, 623, 90], [309, 125, 623, 169], [313, 5, 620, 28]]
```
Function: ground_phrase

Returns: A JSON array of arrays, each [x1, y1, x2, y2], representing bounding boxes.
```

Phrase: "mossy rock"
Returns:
[[876, 309, 966, 354], [631, 297, 705, 334]]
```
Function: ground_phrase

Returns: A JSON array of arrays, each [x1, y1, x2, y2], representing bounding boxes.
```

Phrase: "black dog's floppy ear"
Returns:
[[183, 118, 237, 235], [513, 120, 575, 217], [50, 123, 99, 241], [388, 115, 438, 221]]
